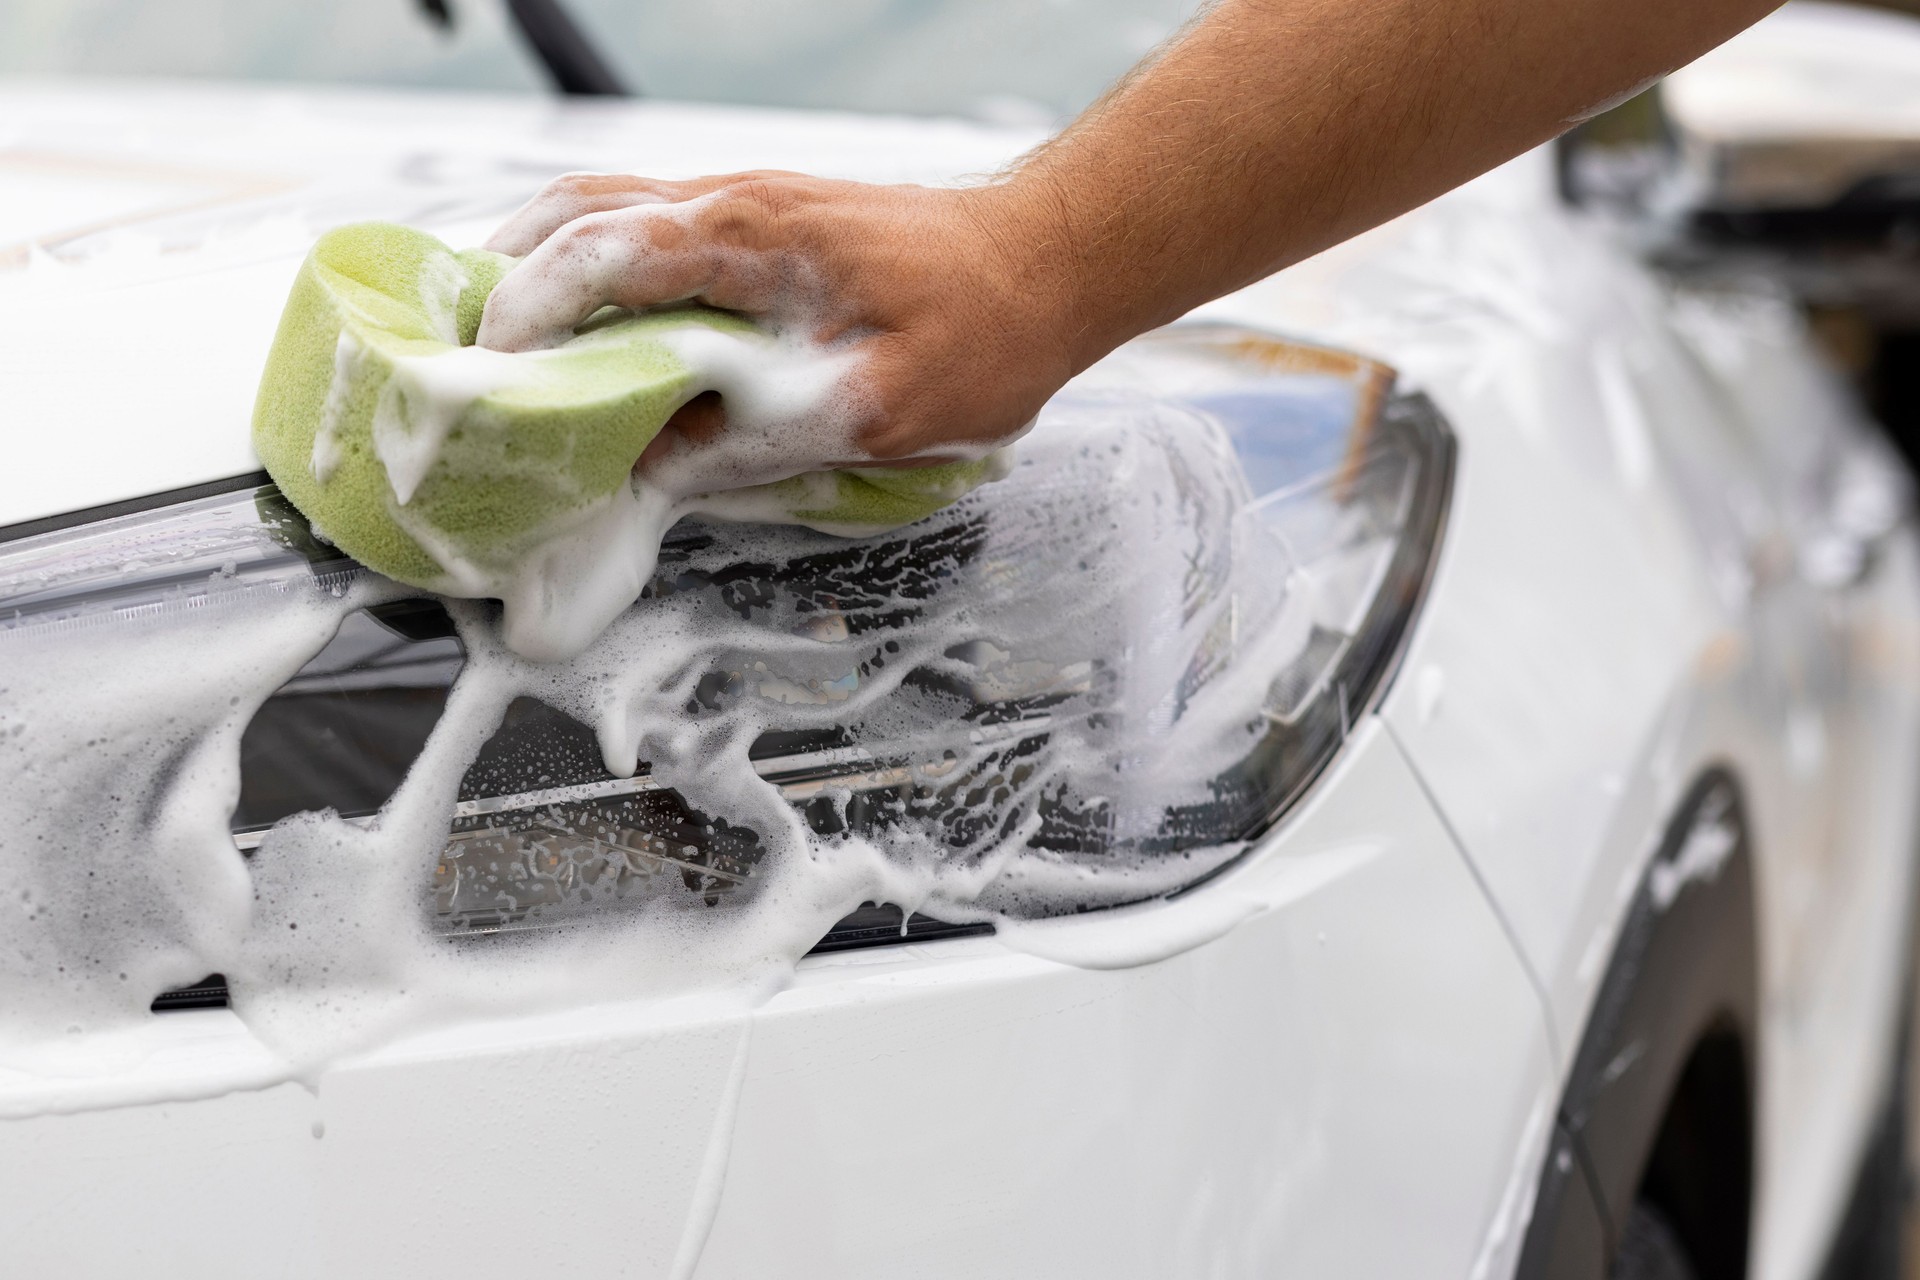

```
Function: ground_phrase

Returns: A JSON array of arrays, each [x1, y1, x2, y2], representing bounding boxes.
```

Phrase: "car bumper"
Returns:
[[0, 720, 1552, 1277]]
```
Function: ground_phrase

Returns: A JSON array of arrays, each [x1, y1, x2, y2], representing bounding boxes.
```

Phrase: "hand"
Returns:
[[476, 170, 1081, 468], [478, 0, 1783, 483]]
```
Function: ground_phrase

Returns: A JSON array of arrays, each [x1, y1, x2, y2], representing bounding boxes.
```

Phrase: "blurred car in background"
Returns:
[[5, 3, 1920, 1278]]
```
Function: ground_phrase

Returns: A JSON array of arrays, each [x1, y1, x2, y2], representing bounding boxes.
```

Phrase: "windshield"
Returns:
[[0, 0, 1199, 123]]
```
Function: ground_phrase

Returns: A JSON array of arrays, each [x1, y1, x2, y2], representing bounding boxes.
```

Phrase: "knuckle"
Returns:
[[552, 209, 623, 254], [553, 214, 601, 245], [707, 174, 832, 249], [553, 170, 621, 193], [860, 427, 926, 463], [536, 171, 665, 213], [699, 188, 782, 249], [730, 177, 791, 216], [538, 171, 604, 202]]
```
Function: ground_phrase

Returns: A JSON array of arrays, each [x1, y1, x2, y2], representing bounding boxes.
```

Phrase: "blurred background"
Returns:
[[0, 0, 1195, 125]]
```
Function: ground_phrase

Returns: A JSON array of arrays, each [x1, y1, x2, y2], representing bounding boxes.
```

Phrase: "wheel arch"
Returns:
[[1515, 766, 1759, 1280]]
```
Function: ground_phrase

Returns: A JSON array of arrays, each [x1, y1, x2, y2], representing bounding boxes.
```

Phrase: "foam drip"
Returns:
[[350, 316, 942, 664], [0, 397, 1315, 1082], [0, 587, 352, 1051], [373, 344, 534, 506]]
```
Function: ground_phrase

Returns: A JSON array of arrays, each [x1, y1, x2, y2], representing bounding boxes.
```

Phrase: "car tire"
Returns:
[[1612, 1202, 1697, 1280]]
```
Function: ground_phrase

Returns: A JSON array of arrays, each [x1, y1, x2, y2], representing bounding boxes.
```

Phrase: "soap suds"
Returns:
[[310, 332, 364, 484], [0, 583, 353, 1048], [416, 249, 470, 346], [417, 204, 1032, 663], [332, 307, 975, 664], [1648, 791, 1738, 910], [667, 1019, 753, 1280], [374, 344, 539, 506], [0, 390, 1322, 1084]]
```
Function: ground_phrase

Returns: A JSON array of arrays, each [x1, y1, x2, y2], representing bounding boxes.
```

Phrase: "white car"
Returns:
[[3, 4, 1920, 1278]]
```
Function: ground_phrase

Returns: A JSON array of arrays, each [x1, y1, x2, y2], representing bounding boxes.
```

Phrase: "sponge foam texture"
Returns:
[[252, 222, 1001, 591]]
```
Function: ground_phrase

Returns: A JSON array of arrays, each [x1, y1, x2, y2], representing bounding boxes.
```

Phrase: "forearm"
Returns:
[[994, 0, 1782, 370], [479, 0, 1788, 467]]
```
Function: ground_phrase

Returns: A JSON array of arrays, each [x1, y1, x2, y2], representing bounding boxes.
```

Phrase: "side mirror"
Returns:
[[1561, 1, 1920, 314]]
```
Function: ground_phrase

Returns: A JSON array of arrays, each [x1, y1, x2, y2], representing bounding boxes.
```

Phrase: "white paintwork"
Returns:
[[1203, 143, 1920, 1280], [6, 19, 1920, 1273], [0, 724, 1556, 1279]]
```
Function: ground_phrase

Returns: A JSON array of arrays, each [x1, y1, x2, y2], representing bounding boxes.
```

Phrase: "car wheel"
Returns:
[[1612, 1202, 1697, 1280]]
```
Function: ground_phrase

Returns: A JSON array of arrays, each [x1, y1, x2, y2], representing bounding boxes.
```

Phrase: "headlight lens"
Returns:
[[0, 323, 1452, 954]]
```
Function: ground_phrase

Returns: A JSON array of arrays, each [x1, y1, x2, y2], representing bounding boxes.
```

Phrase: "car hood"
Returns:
[[0, 78, 1044, 529]]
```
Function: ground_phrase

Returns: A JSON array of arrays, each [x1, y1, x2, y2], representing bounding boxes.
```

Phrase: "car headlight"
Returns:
[[0, 324, 1453, 966]]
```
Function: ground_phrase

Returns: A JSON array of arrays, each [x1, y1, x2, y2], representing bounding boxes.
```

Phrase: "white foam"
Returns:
[[415, 249, 469, 347], [667, 1018, 754, 1280], [0, 584, 353, 1050], [1648, 802, 1738, 910], [309, 331, 363, 485], [650, 323, 872, 495], [373, 344, 538, 507], [351, 310, 954, 664], [0, 396, 1311, 1088], [302, 262, 884, 660], [440, 201, 1031, 661]]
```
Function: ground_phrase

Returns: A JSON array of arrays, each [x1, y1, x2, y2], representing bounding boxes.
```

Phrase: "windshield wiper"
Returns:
[[504, 0, 631, 96]]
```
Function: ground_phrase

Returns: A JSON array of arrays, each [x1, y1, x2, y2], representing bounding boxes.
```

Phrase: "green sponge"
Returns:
[[251, 222, 1003, 594]]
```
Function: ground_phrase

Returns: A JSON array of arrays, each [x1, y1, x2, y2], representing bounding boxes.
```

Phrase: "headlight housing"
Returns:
[[0, 324, 1452, 966]]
